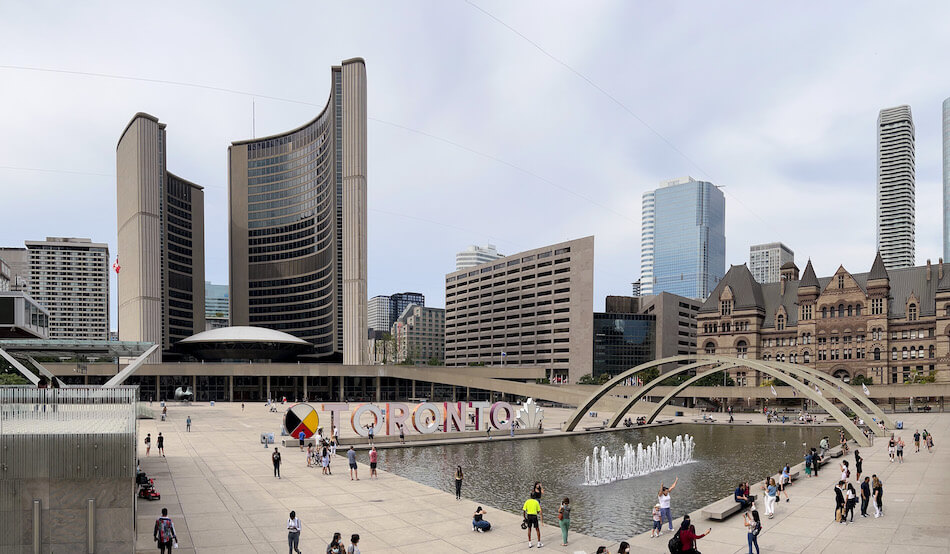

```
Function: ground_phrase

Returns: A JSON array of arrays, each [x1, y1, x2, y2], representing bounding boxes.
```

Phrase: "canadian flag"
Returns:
[[112, 258, 120, 274]]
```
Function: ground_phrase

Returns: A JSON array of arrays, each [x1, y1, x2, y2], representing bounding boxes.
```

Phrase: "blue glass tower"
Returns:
[[640, 177, 725, 300]]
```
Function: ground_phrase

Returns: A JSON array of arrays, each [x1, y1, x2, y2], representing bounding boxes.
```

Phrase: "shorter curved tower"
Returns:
[[229, 59, 367, 363]]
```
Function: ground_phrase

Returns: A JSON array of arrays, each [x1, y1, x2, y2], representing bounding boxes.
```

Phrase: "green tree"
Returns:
[[0, 372, 29, 385], [850, 374, 873, 386]]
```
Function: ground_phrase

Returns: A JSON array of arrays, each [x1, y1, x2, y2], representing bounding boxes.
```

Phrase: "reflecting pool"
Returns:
[[379, 423, 828, 541]]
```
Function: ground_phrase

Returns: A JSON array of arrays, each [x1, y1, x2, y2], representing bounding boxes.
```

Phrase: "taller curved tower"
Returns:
[[876, 105, 915, 270], [229, 58, 367, 363]]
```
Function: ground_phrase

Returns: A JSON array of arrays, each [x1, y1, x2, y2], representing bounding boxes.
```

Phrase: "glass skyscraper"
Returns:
[[639, 177, 725, 300], [943, 97, 950, 261]]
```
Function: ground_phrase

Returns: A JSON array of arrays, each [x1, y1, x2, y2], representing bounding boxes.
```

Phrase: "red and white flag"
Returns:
[[112, 258, 121, 274]]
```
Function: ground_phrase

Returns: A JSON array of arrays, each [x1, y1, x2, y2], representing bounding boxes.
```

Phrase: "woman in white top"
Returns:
[[657, 476, 678, 533], [287, 510, 302, 554]]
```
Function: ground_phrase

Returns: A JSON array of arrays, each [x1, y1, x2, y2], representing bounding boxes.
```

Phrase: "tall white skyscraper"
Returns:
[[943, 97, 950, 261], [456, 244, 503, 270], [25, 237, 109, 340], [749, 242, 794, 284], [877, 105, 916, 269], [368, 295, 391, 334]]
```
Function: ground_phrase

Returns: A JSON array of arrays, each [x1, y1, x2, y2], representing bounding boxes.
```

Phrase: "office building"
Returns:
[[445, 236, 594, 383], [390, 292, 424, 325], [0, 247, 29, 290], [749, 242, 795, 284], [631, 279, 641, 297], [25, 237, 109, 340], [229, 58, 367, 364], [393, 304, 445, 364], [698, 255, 950, 385], [877, 105, 916, 270], [639, 292, 700, 361], [0, 290, 49, 339], [456, 243, 504, 270], [943, 97, 950, 261], [205, 281, 229, 330], [592, 310, 655, 379], [368, 295, 391, 334], [117, 112, 206, 359], [639, 176, 725, 300], [0, 256, 9, 292]]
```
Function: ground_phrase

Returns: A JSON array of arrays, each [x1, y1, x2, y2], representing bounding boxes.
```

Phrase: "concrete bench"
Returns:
[[281, 438, 320, 447], [583, 425, 607, 431], [702, 494, 757, 521], [692, 418, 716, 423], [829, 449, 844, 458]]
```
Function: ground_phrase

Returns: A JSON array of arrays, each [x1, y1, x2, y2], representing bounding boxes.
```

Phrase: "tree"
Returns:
[[850, 374, 873, 386], [0, 372, 29, 385], [578, 373, 611, 385]]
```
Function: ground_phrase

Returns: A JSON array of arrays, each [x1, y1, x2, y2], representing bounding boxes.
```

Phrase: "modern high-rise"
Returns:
[[393, 304, 445, 364], [445, 236, 594, 383], [639, 176, 725, 300], [0, 247, 29, 290], [631, 279, 641, 297], [877, 105, 916, 270], [749, 242, 794, 284], [456, 244, 504, 270], [205, 281, 229, 330], [117, 112, 206, 359], [943, 97, 950, 261], [229, 58, 367, 364], [368, 295, 391, 335], [390, 293, 424, 327], [25, 237, 109, 340]]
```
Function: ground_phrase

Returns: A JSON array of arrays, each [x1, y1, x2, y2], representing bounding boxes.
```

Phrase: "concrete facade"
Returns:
[[393, 304, 445, 364], [877, 105, 916, 270], [25, 237, 109, 340], [0, 247, 29, 290], [639, 292, 700, 362], [445, 236, 594, 383], [367, 295, 391, 334], [749, 241, 794, 284], [116, 113, 205, 360], [455, 243, 504, 270], [228, 58, 367, 364]]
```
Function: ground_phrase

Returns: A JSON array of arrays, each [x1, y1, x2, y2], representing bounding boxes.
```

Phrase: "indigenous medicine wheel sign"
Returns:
[[284, 403, 319, 439]]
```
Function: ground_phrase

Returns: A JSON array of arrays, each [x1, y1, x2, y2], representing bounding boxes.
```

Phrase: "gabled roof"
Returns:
[[868, 252, 889, 281], [800, 259, 819, 289], [699, 265, 764, 313]]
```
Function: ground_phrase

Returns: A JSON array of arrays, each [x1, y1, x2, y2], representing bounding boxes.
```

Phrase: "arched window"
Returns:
[[945, 305, 950, 317], [910, 347, 917, 359], [822, 307, 828, 319], [736, 340, 748, 359], [838, 304, 845, 318], [909, 303, 918, 321], [777, 314, 785, 331], [891, 347, 898, 360], [902, 347, 908, 359], [856, 304, 863, 316], [803, 351, 811, 363], [704, 342, 716, 355], [930, 345, 935, 358], [847, 305, 853, 317], [790, 353, 796, 363], [873, 347, 881, 361], [918, 346, 924, 358]]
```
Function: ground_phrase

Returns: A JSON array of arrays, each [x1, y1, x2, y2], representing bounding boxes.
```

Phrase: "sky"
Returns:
[[2, 1, 950, 330]]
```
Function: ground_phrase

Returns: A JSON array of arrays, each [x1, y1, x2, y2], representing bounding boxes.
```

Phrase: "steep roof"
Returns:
[[699, 265, 764, 313], [800, 259, 819, 289], [868, 252, 889, 281]]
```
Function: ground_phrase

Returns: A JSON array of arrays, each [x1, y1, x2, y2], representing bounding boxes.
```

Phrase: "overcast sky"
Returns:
[[3, 2, 950, 329]]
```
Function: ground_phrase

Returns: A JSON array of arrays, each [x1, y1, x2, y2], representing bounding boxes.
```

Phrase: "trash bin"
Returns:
[[675, 411, 684, 417], [896, 421, 903, 429]]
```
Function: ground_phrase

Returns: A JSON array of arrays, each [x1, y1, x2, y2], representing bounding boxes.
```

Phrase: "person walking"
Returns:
[[804, 450, 812, 477], [834, 481, 846, 524], [287, 510, 302, 554], [887, 434, 896, 462], [743, 507, 761, 554], [860, 476, 871, 518], [927, 433, 934, 452], [819, 436, 829, 458], [854, 450, 863, 481], [186, 416, 191, 432], [557, 497, 571, 546], [157, 433, 165, 457], [241, 402, 245, 412], [346, 533, 360, 554], [333, 424, 340, 447], [872, 475, 884, 518], [327, 532, 344, 554], [298, 430, 306, 451], [322, 446, 331, 475], [369, 446, 378, 479], [840, 460, 850, 482], [657, 477, 678, 532], [896, 437, 905, 462], [845, 483, 857, 522], [914, 430, 921, 452], [811, 448, 820, 477], [347, 446, 359, 480], [153, 507, 177, 553], [145, 433, 151, 456], [272, 448, 282, 479], [522, 491, 543, 548], [762, 478, 778, 519], [779, 466, 791, 502], [454, 465, 463, 500]]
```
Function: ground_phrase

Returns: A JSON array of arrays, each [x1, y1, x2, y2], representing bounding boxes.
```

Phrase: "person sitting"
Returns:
[[735, 482, 751, 508], [472, 506, 491, 532]]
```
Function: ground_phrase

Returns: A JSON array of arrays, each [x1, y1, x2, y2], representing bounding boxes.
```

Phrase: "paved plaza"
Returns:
[[135, 402, 949, 553]]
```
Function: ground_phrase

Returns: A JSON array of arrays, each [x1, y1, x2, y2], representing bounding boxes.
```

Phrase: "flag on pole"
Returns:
[[862, 383, 870, 396], [792, 389, 797, 397], [112, 258, 120, 274], [815, 384, 822, 396], [770, 384, 777, 396]]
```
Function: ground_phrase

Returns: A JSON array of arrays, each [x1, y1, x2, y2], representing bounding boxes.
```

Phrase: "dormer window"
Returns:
[[838, 275, 845, 289], [776, 314, 785, 331], [908, 303, 917, 321], [720, 300, 732, 315]]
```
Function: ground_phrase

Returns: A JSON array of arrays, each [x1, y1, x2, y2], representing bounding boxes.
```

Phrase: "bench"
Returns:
[[702, 494, 757, 521], [828, 449, 844, 458], [281, 438, 320, 447], [583, 425, 607, 431], [692, 418, 716, 423]]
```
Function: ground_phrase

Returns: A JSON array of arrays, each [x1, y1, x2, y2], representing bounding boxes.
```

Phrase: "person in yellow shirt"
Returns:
[[522, 492, 543, 548]]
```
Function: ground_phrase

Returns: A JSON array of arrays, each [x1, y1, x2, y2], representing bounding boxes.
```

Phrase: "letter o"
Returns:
[[350, 404, 382, 437], [490, 402, 514, 430], [413, 402, 443, 434]]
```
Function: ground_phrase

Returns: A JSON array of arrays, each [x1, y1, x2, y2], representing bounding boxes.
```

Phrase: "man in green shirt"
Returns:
[[522, 492, 543, 548]]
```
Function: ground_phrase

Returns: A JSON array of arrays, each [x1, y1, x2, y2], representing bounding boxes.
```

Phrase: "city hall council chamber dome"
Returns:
[[175, 326, 312, 362]]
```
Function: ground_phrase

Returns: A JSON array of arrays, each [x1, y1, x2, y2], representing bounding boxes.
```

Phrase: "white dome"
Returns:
[[178, 326, 310, 345]]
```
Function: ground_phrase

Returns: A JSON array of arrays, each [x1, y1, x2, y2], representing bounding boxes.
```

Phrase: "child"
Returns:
[[651, 503, 662, 537]]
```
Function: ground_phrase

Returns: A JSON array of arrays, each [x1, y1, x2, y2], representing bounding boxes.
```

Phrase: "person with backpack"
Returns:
[[287, 510, 302, 554], [346, 534, 361, 554], [153, 507, 177, 553], [557, 497, 571, 546], [743, 507, 761, 554], [672, 515, 710, 554], [326, 532, 344, 554], [145, 433, 151, 456]]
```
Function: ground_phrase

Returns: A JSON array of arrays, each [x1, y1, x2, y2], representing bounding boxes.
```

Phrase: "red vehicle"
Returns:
[[136, 471, 161, 501]]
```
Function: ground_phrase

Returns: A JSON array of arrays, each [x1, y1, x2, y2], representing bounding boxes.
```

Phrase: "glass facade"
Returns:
[[165, 174, 200, 344], [944, 98, 950, 261], [592, 313, 656, 378], [205, 281, 229, 320], [640, 178, 725, 300]]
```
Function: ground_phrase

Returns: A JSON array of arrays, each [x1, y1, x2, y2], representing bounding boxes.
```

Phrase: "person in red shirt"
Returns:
[[677, 516, 711, 554]]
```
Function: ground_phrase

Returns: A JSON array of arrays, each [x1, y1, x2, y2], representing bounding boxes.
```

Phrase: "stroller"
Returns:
[[137, 471, 161, 501]]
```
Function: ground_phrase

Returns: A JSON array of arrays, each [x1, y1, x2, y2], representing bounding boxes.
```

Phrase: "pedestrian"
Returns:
[[145, 433, 151, 456], [272, 447, 282, 479], [487, 426, 492, 440], [834, 481, 846, 524], [347, 445, 359, 480], [327, 532, 344, 554], [153, 507, 177, 553], [743, 507, 761, 554], [914, 429, 921, 452], [651, 503, 662, 538], [333, 424, 340, 446], [533, 481, 545, 499], [887, 434, 896, 462], [186, 416, 191, 432], [779, 466, 791, 502], [678, 516, 711, 554], [840, 460, 850, 482], [472, 506, 491, 532], [596, 547, 609, 554], [558, 497, 571, 546], [346, 533, 360, 554], [323, 446, 332, 475], [367, 423, 375, 446], [398, 422, 405, 444], [872, 475, 884, 517], [616, 541, 630, 554], [811, 448, 820, 477], [299, 430, 306, 451], [845, 483, 857, 522], [369, 447, 378, 479], [522, 491, 543, 548], [803, 450, 812, 477], [762, 478, 777, 518], [819, 436, 829, 457], [658, 477, 678, 531], [454, 465, 463, 500], [927, 433, 934, 452], [157, 432, 165, 457], [860, 476, 871, 517], [896, 437, 904, 462], [241, 402, 245, 412], [854, 450, 863, 481], [287, 510, 302, 554]]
